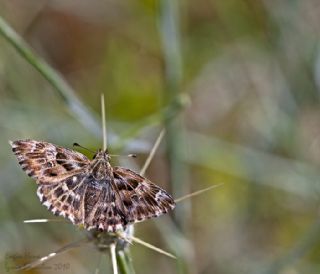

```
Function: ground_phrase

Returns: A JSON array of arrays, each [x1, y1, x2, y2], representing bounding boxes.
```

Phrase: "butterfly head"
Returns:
[[90, 149, 113, 180], [93, 149, 111, 161]]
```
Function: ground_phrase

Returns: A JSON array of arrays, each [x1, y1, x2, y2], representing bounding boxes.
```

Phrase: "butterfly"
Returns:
[[10, 139, 175, 232]]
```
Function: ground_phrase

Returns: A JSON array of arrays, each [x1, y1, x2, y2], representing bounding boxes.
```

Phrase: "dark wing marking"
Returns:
[[36, 173, 88, 225], [113, 167, 176, 223], [43, 166, 176, 232], [37, 173, 127, 232], [10, 139, 90, 183]]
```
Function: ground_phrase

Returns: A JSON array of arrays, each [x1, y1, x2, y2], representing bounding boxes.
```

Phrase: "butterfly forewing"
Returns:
[[10, 139, 90, 181], [10, 139, 175, 232]]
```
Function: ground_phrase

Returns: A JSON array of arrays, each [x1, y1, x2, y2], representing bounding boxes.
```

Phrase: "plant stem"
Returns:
[[159, 1, 195, 273], [117, 250, 136, 274], [159, 0, 190, 232]]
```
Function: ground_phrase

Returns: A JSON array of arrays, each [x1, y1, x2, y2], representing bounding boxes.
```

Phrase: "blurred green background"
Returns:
[[1, 0, 320, 273]]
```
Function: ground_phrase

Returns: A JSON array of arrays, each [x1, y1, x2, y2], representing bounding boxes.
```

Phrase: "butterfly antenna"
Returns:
[[16, 238, 89, 271], [73, 143, 95, 154], [174, 183, 224, 203], [110, 243, 119, 274], [101, 93, 107, 151], [140, 129, 166, 176], [109, 154, 137, 158], [117, 232, 176, 259]]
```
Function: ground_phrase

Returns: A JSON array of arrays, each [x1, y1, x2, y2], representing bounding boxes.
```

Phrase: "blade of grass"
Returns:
[[185, 131, 320, 198], [174, 184, 224, 203], [140, 129, 165, 176], [16, 238, 89, 270], [117, 233, 176, 259], [101, 94, 107, 150], [23, 218, 67, 223]]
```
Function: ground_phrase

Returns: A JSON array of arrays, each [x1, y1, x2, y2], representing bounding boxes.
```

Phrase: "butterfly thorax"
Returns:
[[90, 150, 113, 181]]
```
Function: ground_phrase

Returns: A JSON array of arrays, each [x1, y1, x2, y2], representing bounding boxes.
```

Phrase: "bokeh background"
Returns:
[[1, 0, 320, 273]]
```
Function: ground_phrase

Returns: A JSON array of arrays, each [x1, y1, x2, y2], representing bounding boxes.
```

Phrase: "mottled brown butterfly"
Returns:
[[10, 139, 175, 232]]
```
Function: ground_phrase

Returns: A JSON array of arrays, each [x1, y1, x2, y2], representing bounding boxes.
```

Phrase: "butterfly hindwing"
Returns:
[[36, 173, 88, 225], [113, 167, 175, 223], [37, 173, 129, 232]]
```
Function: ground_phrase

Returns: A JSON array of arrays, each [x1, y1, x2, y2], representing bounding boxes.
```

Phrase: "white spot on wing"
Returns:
[[87, 225, 95, 230], [155, 191, 162, 202], [62, 184, 68, 191], [37, 188, 43, 201], [115, 224, 123, 231], [43, 201, 51, 208], [68, 215, 75, 223]]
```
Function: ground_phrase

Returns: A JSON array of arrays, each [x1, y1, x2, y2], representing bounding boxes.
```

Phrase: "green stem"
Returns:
[[0, 16, 101, 137], [159, 0, 190, 231], [117, 250, 136, 274], [159, 1, 194, 273]]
